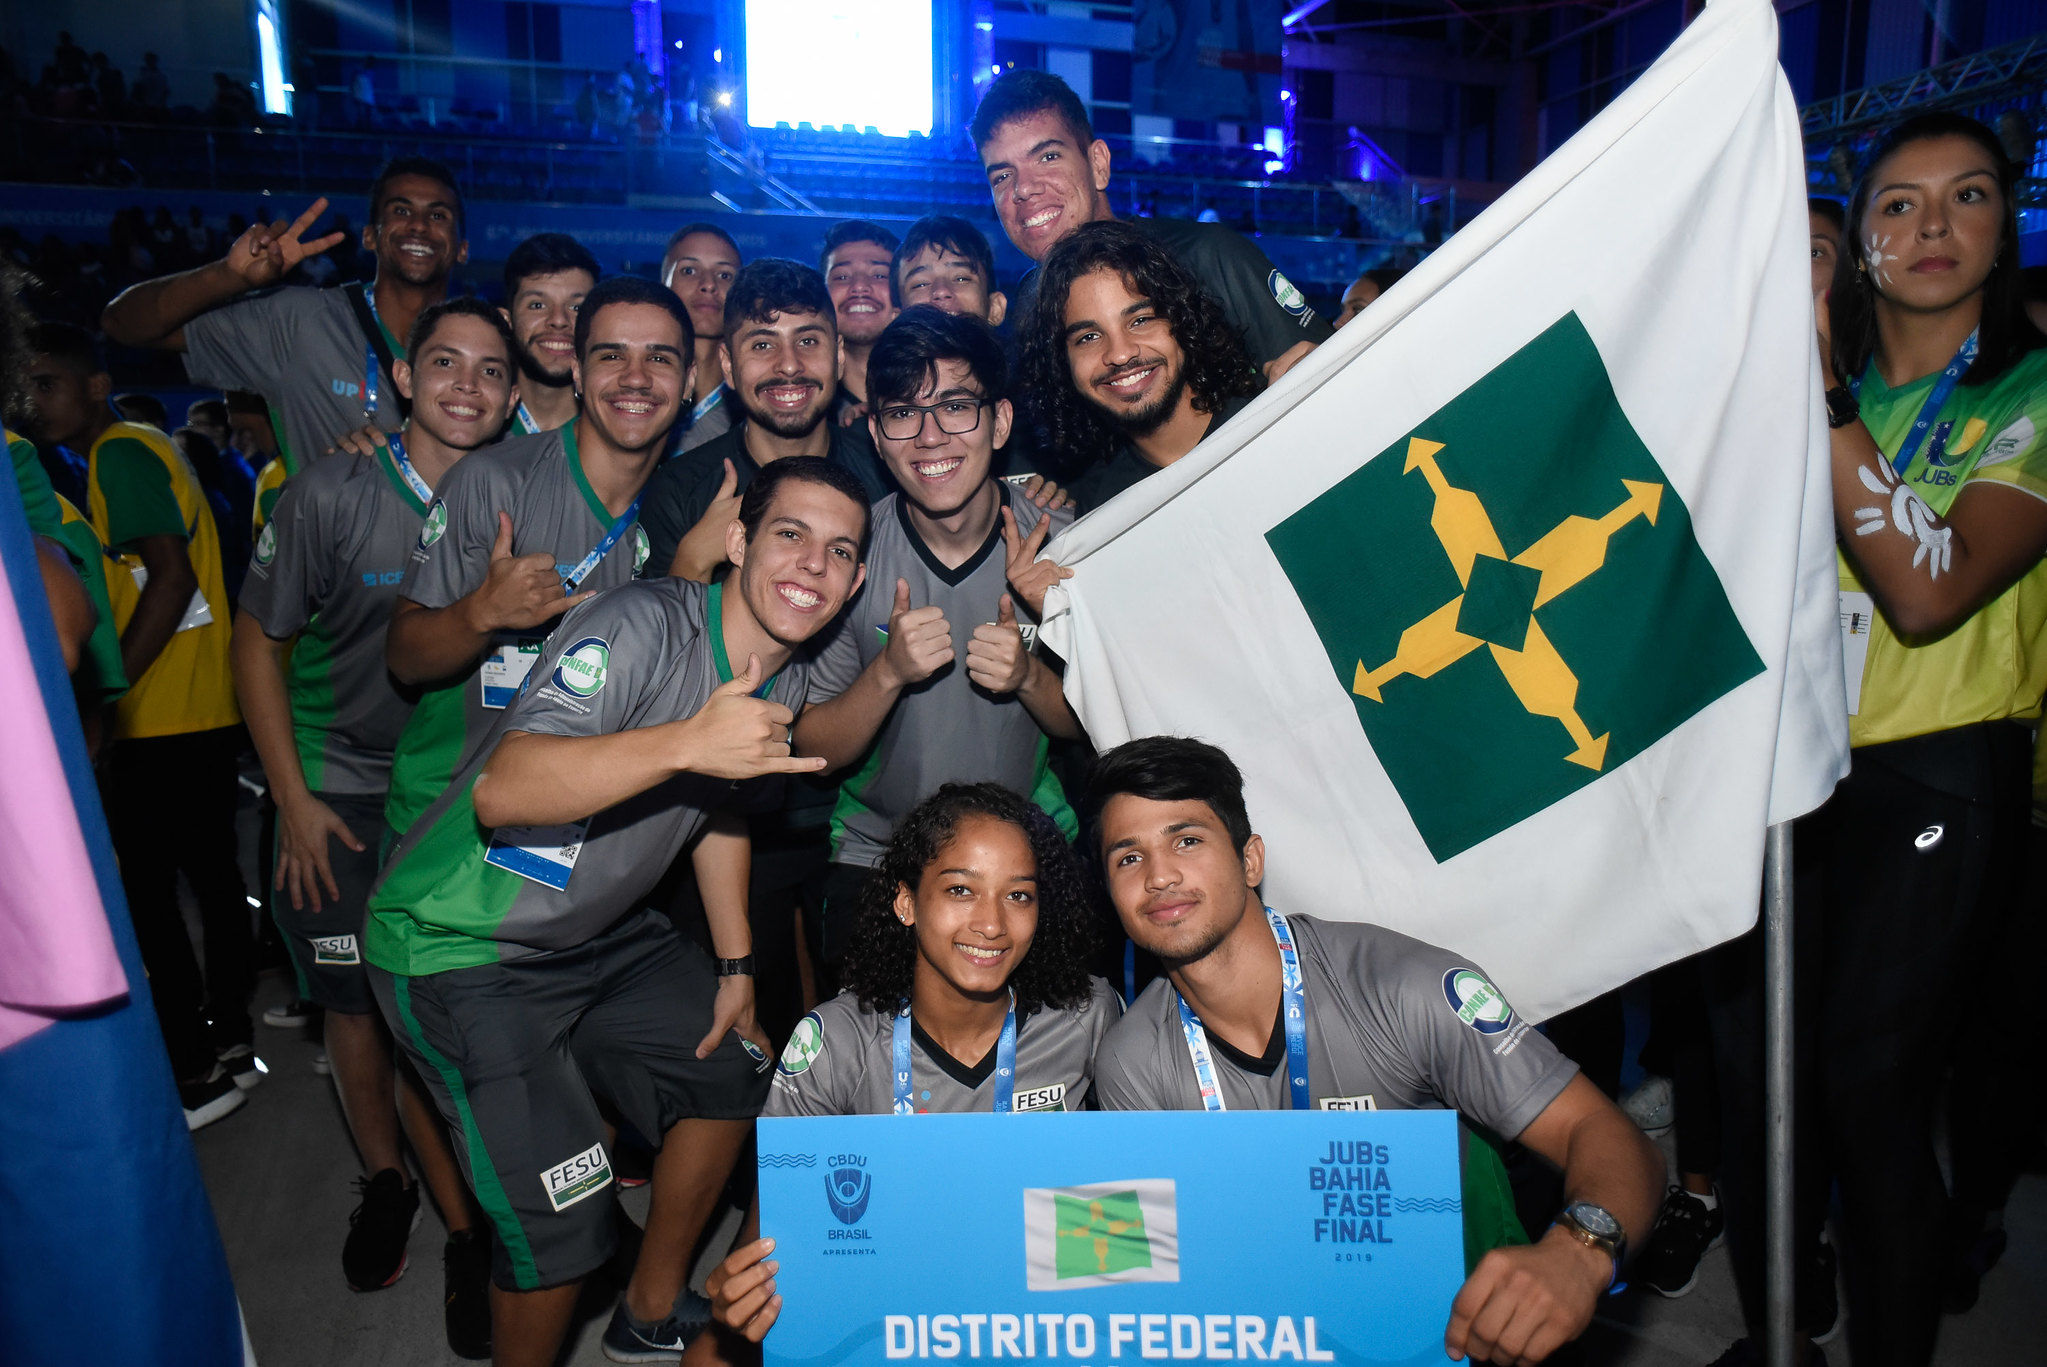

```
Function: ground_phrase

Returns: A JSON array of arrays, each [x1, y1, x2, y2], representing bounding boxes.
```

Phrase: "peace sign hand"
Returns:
[[1000, 505, 1073, 619], [224, 198, 347, 289]]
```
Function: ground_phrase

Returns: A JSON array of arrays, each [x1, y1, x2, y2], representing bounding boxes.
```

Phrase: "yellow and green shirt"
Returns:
[[9, 427, 126, 701], [1843, 346, 2047, 747]]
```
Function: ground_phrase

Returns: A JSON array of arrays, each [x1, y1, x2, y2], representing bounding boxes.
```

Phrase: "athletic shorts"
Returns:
[[274, 791, 388, 1015], [371, 910, 773, 1291]]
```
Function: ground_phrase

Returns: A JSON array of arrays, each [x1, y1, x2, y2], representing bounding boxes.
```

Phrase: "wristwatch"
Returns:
[[1553, 1201, 1627, 1288], [1824, 385, 1860, 429], [715, 955, 756, 978]]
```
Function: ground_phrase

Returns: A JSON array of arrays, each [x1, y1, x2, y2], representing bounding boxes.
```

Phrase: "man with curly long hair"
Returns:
[[1019, 221, 1265, 511]]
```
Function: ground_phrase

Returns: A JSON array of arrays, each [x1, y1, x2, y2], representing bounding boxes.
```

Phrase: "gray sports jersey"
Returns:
[[184, 285, 406, 472], [767, 978, 1122, 1115], [808, 486, 1077, 868], [367, 578, 818, 972], [239, 442, 429, 794], [1094, 915, 1577, 1139], [383, 423, 656, 841]]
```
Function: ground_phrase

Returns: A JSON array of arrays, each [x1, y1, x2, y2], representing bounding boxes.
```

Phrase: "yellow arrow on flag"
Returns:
[[1513, 479, 1662, 608]]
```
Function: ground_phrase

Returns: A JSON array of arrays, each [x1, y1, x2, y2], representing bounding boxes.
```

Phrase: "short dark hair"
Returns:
[[843, 783, 1101, 1016], [1807, 197, 1845, 233], [736, 455, 872, 555], [1085, 736, 1254, 856], [1358, 265, 1407, 294], [970, 69, 1093, 154], [187, 398, 229, 428], [1831, 112, 2045, 386], [572, 274, 695, 360], [28, 321, 104, 375], [892, 215, 997, 307], [408, 295, 519, 362], [820, 219, 900, 274], [666, 221, 741, 259], [502, 232, 600, 301], [112, 392, 168, 429], [370, 156, 463, 231], [722, 258, 835, 338], [224, 390, 271, 418], [867, 306, 1008, 411], [1020, 221, 1263, 466]]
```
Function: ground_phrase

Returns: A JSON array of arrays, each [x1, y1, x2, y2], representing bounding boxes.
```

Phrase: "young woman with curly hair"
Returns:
[[692, 783, 1119, 1357]]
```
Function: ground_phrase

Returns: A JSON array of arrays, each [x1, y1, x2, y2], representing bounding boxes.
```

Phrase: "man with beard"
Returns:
[[501, 233, 598, 436], [103, 158, 468, 475], [640, 258, 891, 585], [820, 220, 898, 425], [663, 222, 744, 453], [380, 277, 689, 849], [1018, 220, 1264, 515], [794, 307, 1082, 969]]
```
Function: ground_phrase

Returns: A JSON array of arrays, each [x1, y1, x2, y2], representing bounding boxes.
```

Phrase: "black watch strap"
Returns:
[[1825, 385, 1860, 429], [715, 955, 756, 977]]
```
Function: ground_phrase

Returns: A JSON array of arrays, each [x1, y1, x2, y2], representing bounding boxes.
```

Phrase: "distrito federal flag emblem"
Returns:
[[1266, 313, 1763, 862], [1023, 1179, 1179, 1291]]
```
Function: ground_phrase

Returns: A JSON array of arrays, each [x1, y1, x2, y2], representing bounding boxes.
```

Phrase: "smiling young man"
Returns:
[[501, 233, 599, 436], [794, 307, 1082, 971], [821, 220, 900, 423], [381, 276, 690, 847], [641, 258, 892, 585], [232, 298, 516, 1357], [892, 215, 1007, 327], [103, 157, 468, 473], [1019, 220, 1264, 512], [1086, 737, 1664, 1367], [664, 223, 745, 453], [365, 457, 873, 1367], [971, 71, 1329, 384]]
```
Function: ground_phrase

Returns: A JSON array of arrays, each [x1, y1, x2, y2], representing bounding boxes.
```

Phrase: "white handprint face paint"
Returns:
[[1852, 460, 1952, 577]]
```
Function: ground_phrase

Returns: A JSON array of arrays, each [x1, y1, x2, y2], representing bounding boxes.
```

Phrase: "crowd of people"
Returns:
[[3, 61, 2043, 1367]]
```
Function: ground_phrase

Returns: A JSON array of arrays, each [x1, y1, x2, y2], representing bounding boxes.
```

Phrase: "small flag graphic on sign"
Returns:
[[1023, 1179, 1179, 1291]]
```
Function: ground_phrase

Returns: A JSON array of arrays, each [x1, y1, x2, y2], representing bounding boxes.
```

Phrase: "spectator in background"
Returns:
[[132, 52, 169, 113], [53, 32, 87, 85], [1810, 197, 1844, 299], [225, 390, 286, 528], [112, 391, 169, 430], [820, 220, 899, 424], [171, 425, 248, 602], [186, 397, 231, 453], [92, 52, 125, 117], [184, 207, 215, 262], [349, 58, 377, 128], [1335, 265, 1408, 327], [662, 221, 744, 451]]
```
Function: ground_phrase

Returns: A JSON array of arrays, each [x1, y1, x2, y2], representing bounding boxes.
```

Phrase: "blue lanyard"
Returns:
[[384, 431, 432, 504], [361, 287, 394, 422], [1176, 907, 1310, 1112], [1850, 330, 1977, 475], [562, 493, 643, 592], [514, 401, 539, 435], [691, 384, 725, 425], [891, 992, 1017, 1115]]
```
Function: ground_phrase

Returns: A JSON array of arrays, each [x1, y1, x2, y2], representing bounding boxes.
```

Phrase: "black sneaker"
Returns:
[[600, 1293, 713, 1364], [217, 1042, 266, 1090], [179, 1065, 248, 1132], [443, 1228, 493, 1360], [343, 1168, 421, 1291], [1635, 1186, 1724, 1297]]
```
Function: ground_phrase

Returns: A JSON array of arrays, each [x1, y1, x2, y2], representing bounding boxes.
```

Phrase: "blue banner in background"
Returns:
[[758, 1110, 1464, 1367]]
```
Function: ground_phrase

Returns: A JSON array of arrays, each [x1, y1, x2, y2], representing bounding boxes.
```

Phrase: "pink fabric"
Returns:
[[0, 582, 127, 1050]]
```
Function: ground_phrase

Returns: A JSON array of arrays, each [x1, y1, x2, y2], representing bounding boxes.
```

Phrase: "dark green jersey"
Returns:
[[383, 423, 654, 840], [239, 443, 429, 794]]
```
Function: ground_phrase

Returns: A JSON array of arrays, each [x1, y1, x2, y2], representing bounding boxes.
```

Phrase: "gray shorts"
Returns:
[[371, 911, 773, 1291], [274, 791, 387, 1014]]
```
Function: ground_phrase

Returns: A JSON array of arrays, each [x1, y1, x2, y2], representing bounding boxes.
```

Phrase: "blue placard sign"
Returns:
[[758, 1110, 1463, 1367]]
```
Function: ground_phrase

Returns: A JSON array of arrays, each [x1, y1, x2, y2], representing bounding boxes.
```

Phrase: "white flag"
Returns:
[[1038, 0, 1848, 1022]]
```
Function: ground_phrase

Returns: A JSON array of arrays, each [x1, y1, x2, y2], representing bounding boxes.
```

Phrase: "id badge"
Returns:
[[1837, 590, 1876, 717], [483, 821, 591, 891], [480, 636, 543, 709], [130, 565, 214, 632]]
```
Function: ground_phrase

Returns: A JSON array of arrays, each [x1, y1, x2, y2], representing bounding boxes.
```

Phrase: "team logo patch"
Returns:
[[540, 1141, 612, 1212], [311, 933, 359, 965], [418, 501, 448, 548], [1442, 967, 1514, 1035], [1024, 1179, 1180, 1290], [253, 520, 278, 568], [779, 1012, 826, 1075], [551, 636, 610, 698], [825, 1155, 872, 1225], [1014, 1082, 1067, 1113], [1977, 415, 2037, 469], [1268, 268, 1310, 318], [632, 524, 651, 576], [741, 1038, 771, 1073]]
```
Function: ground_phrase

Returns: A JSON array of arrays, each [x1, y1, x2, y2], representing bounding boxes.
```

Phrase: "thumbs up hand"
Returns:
[[966, 593, 1031, 694], [678, 653, 826, 780], [475, 510, 593, 631], [878, 577, 955, 691]]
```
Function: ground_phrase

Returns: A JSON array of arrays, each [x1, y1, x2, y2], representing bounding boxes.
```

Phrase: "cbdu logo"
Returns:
[[824, 1154, 871, 1225]]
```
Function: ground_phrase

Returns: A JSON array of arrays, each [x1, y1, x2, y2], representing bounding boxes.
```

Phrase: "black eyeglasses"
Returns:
[[876, 398, 987, 441]]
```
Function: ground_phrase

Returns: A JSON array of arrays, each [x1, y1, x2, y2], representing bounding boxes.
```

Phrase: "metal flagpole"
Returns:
[[1762, 820, 1796, 1367]]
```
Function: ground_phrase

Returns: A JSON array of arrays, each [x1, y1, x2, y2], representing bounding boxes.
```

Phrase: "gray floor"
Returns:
[[193, 968, 2047, 1367]]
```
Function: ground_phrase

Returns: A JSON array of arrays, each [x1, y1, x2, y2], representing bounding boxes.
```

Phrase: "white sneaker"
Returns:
[[1621, 1073, 1675, 1134], [312, 1050, 332, 1077], [263, 998, 313, 1028], [218, 1042, 267, 1091]]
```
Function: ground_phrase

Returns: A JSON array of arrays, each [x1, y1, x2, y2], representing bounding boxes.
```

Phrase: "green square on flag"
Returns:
[[1265, 312, 1763, 862], [1053, 1189, 1152, 1280]]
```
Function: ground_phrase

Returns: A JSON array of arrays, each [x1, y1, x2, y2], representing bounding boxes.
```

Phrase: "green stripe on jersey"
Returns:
[[384, 682, 466, 840], [365, 777, 521, 976], [562, 421, 610, 526], [377, 441, 431, 515], [286, 620, 342, 793]]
